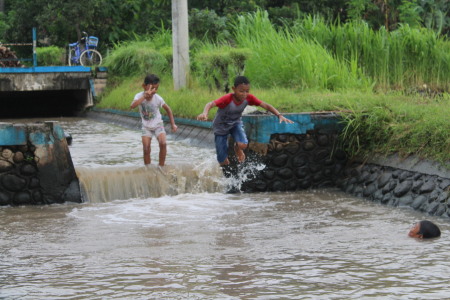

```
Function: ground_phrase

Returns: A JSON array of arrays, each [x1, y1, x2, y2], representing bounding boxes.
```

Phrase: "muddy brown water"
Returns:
[[1, 118, 449, 299]]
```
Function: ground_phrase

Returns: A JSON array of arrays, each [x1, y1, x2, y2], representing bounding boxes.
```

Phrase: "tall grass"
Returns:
[[292, 16, 450, 91], [232, 11, 373, 91]]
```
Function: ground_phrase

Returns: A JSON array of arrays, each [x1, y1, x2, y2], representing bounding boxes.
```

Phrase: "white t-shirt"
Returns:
[[132, 91, 166, 128]]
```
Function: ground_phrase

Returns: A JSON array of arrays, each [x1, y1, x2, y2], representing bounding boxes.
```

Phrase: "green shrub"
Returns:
[[36, 46, 65, 66], [188, 8, 231, 41], [103, 41, 169, 77], [194, 44, 251, 92]]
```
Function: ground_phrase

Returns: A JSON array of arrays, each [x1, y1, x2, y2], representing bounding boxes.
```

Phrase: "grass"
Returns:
[[232, 11, 373, 91]]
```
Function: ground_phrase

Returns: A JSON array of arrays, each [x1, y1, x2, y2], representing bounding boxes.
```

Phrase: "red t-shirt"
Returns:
[[211, 93, 263, 135], [214, 93, 262, 108]]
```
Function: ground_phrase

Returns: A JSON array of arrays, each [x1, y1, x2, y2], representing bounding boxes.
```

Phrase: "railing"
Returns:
[[0, 27, 37, 67]]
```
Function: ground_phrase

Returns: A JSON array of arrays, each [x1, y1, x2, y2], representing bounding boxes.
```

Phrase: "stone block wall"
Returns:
[[0, 122, 82, 206], [336, 161, 450, 217], [239, 131, 348, 192], [0, 144, 44, 205]]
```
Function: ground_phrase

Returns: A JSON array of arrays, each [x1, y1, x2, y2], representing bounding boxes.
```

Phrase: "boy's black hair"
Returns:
[[419, 220, 441, 238], [144, 74, 160, 85], [233, 76, 250, 87]]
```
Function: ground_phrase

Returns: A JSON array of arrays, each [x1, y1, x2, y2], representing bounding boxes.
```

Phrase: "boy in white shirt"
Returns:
[[131, 74, 177, 167]]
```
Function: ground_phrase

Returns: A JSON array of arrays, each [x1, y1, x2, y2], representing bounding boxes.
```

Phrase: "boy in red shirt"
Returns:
[[197, 76, 293, 166]]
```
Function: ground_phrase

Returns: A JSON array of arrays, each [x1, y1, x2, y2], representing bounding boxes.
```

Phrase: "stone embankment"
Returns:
[[237, 132, 348, 192], [337, 158, 450, 217]]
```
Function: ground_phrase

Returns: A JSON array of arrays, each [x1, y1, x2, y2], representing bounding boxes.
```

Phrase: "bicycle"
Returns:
[[68, 31, 102, 67]]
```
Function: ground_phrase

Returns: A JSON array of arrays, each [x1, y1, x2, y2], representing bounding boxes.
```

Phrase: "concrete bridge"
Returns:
[[0, 66, 106, 118]]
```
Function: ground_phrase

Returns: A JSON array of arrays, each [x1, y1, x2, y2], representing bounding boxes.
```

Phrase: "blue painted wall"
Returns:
[[0, 122, 66, 146], [0, 123, 27, 145], [243, 113, 342, 144]]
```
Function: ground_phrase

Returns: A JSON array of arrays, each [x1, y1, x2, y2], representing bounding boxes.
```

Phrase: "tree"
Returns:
[[398, 0, 422, 27], [418, 0, 449, 35]]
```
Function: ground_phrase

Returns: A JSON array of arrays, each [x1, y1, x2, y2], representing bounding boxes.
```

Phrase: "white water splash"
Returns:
[[225, 159, 266, 192]]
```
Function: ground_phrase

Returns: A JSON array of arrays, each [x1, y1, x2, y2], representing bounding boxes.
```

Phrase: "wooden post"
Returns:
[[172, 0, 190, 90]]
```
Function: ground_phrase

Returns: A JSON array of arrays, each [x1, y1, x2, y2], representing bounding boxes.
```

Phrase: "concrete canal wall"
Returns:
[[87, 108, 449, 218], [0, 122, 81, 205]]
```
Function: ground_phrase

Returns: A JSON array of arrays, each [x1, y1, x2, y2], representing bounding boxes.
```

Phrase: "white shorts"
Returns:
[[142, 124, 165, 138]]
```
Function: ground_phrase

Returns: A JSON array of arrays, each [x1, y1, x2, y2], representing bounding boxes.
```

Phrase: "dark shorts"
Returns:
[[214, 123, 248, 163]]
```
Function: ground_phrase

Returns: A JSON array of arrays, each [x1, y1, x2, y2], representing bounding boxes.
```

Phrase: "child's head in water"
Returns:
[[408, 220, 441, 239]]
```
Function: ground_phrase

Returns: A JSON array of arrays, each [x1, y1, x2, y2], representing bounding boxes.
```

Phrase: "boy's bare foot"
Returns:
[[234, 143, 245, 163], [219, 158, 230, 166]]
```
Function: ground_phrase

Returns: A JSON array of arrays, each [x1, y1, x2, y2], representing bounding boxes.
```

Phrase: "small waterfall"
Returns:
[[76, 162, 224, 203]]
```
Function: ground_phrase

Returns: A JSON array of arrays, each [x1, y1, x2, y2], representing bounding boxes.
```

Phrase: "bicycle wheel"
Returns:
[[79, 49, 102, 67], [68, 48, 77, 66]]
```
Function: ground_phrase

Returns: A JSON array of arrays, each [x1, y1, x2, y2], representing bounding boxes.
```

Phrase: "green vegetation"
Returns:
[[35, 46, 65, 66], [233, 11, 373, 91], [3, 0, 448, 165], [103, 41, 170, 77], [3, 0, 449, 53], [291, 16, 450, 92]]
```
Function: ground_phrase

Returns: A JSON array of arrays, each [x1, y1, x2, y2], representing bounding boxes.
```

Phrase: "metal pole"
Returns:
[[172, 0, 189, 90], [32, 27, 37, 67]]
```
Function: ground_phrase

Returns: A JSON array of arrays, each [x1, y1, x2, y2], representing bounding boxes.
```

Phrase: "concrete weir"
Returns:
[[88, 108, 449, 218], [0, 122, 81, 205]]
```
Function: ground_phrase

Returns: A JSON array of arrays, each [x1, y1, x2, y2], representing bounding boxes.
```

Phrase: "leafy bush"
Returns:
[[36, 46, 65, 66], [103, 41, 169, 77], [189, 8, 231, 41], [194, 44, 251, 92]]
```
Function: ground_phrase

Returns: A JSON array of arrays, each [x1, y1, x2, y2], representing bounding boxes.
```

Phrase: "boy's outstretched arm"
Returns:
[[162, 104, 178, 132], [197, 101, 217, 121], [259, 102, 294, 124]]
